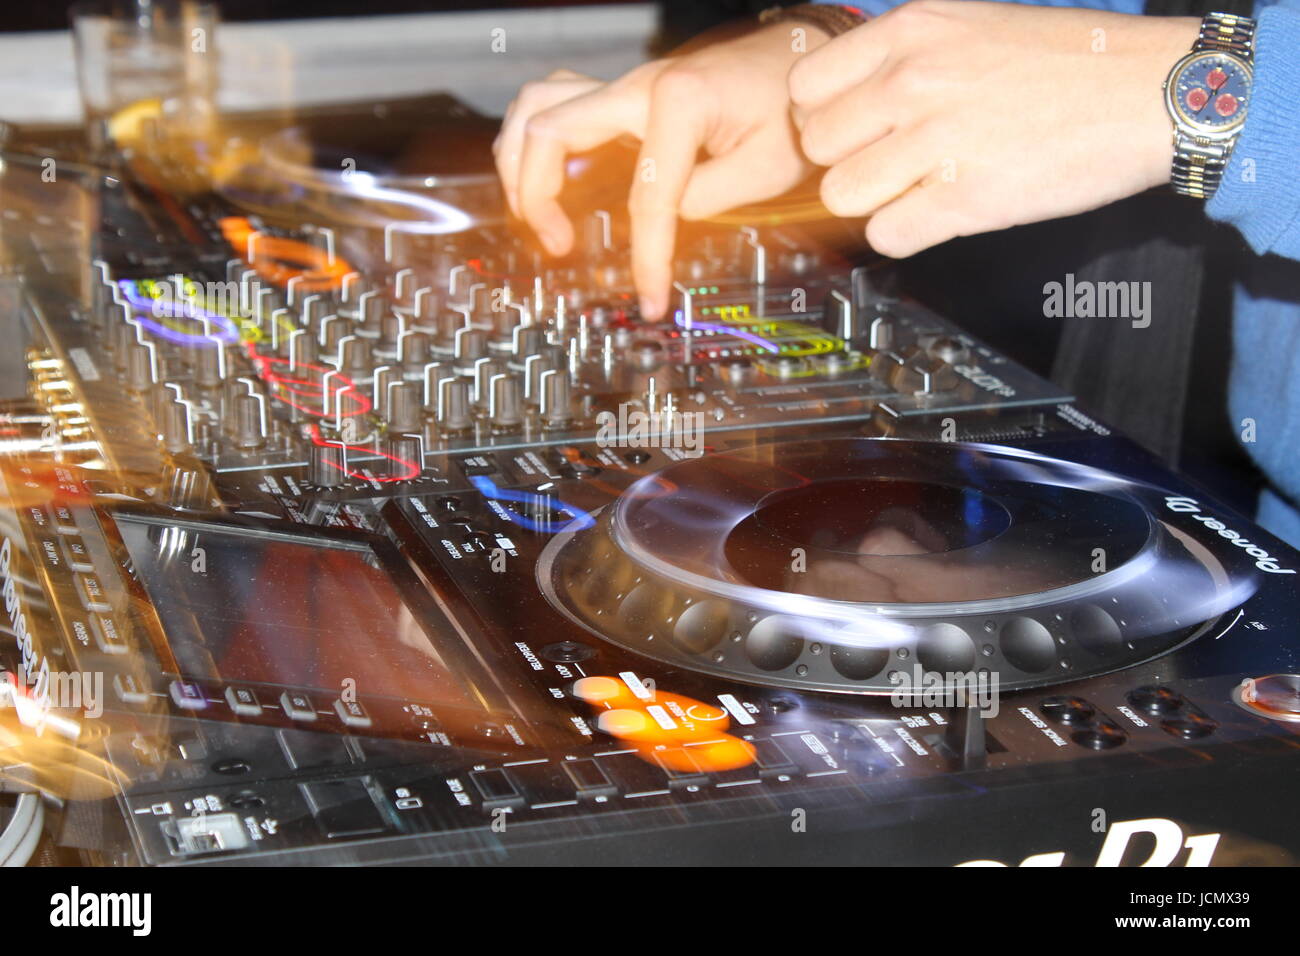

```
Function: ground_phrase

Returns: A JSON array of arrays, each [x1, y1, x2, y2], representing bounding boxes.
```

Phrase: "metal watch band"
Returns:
[[758, 4, 867, 38], [1170, 12, 1255, 200], [1171, 139, 1231, 199], [1193, 12, 1256, 58]]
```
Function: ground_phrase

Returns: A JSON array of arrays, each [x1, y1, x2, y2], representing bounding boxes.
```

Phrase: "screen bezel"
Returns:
[[98, 503, 523, 738]]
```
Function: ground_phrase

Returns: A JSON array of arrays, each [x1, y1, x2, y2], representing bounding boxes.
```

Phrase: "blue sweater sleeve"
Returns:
[[1206, 2, 1300, 260]]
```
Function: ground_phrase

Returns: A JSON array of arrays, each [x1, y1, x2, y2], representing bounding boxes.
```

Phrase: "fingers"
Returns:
[[679, 124, 810, 221], [514, 84, 639, 256], [819, 125, 939, 218], [493, 72, 601, 227], [627, 71, 710, 319], [865, 179, 965, 258], [788, 17, 891, 110], [798, 76, 895, 167]]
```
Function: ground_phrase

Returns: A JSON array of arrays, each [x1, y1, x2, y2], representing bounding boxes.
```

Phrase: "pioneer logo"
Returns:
[[49, 886, 151, 936], [956, 817, 1221, 867], [0, 536, 55, 731], [1163, 496, 1295, 574]]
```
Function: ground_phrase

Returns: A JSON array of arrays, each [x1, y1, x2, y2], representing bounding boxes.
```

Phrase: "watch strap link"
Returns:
[[1192, 12, 1256, 58], [1170, 138, 1230, 199]]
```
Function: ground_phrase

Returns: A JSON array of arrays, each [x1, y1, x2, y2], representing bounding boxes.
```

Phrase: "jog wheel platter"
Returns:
[[540, 439, 1256, 694]]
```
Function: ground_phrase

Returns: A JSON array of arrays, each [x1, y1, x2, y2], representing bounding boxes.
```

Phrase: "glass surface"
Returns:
[[71, 0, 219, 152], [115, 515, 472, 705]]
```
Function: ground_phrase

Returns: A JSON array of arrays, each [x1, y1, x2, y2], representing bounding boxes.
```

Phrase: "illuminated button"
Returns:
[[596, 708, 652, 737], [333, 698, 372, 728], [280, 691, 319, 722], [169, 680, 208, 711], [470, 769, 523, 810], [572, 676, 623, 704], [73, 572, 112, 612], [90, 615, 126, 655], [225, 685, 262, 717], [112, 673, 150, 704], [61, 536, 94, 573]]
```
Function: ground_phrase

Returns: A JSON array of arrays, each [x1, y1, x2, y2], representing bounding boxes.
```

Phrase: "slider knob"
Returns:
[[868, 314, 896, 351], [308, 441, 347, 487], [926, 336, 970, 365]]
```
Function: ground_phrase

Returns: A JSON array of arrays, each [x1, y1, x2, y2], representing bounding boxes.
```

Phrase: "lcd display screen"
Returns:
[[114, 515, 477, 707]]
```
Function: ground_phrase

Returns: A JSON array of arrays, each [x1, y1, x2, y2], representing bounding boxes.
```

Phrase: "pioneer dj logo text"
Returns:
[[1164, 496, 1296, 574], [889, 665, 999, 718], [1042, 273, 1152, 329], [595, 404, 704, 455], [956, 818, 1221, 867], [49, 886, 151, 936]]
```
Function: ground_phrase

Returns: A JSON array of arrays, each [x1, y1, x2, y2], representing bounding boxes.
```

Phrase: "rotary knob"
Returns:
[[231, 393, 267, 450], [437, 378, 473, 432], [308, 441, 347, 487], [489, 374, 523, 429], [540, 369, 572, 427], [386, 382, 423, 433]]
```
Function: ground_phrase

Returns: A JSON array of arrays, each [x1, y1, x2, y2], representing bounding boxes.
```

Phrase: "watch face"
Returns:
[[1170, 51, 1252, 134]]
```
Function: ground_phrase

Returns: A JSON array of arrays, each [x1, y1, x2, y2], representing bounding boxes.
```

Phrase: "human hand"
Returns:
[[789, 1, 1199, 257], [494, 22, 829, 318]]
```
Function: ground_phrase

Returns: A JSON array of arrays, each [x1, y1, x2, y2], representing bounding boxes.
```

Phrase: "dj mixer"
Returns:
[[0, 95, 1296, 867]]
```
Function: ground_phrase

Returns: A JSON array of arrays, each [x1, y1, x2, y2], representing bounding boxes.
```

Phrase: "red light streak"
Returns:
[[306, 425, 421, 483]]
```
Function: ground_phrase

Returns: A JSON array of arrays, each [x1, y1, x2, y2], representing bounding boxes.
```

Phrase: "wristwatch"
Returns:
[[758, 4, 867, 39], [1163, 12, 1255, 200]]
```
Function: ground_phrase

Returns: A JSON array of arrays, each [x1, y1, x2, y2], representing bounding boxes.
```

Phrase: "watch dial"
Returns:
[[1174, 53, 1251, 131]]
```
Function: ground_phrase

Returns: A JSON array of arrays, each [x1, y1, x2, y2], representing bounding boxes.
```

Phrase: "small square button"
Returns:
[[333, 698, 372, 728], [169, 680, 207, 711], [61, 536, 94, 573], [225, 685, 262, 717], [281, 691, 318, 722], [113, 673, 150, 704], [73, 573, 112, 613], [91, 615, 126, 655]]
